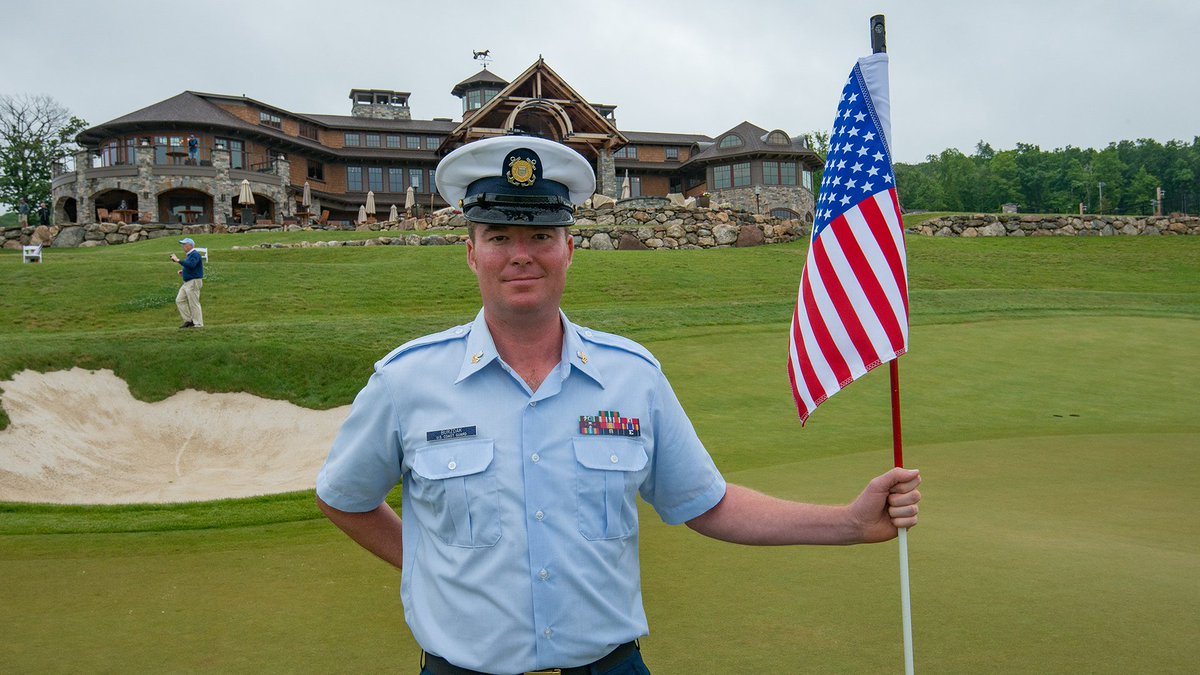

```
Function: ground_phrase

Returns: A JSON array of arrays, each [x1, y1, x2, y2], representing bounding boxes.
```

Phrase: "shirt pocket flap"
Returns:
[[573, 437, 648, 472], [412, 439, 495, 480]]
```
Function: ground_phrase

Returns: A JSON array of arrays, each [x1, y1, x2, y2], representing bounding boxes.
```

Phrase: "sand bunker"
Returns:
[[0, 368, 350, 505]]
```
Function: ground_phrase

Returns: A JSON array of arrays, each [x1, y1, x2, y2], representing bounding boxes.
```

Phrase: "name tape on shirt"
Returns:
[[579, 410, 640, 437], [426, 426, 478, 442]]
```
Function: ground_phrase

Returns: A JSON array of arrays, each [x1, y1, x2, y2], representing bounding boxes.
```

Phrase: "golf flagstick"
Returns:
[[869, 16, 915, 673], [891, 359, 914, 675]]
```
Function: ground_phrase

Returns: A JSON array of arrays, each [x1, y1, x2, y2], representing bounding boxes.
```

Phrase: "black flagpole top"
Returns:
[[871, 14, 887, 54]]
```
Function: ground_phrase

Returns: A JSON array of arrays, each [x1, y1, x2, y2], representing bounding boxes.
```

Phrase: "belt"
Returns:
[[422, 640, 638, 675]]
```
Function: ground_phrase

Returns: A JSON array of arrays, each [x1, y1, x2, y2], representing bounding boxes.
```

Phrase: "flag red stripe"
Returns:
[[811, 228, 878, 370], [828, 212, 906, 354], [861, 191, 909, 318], [801, 258, 853, 387]]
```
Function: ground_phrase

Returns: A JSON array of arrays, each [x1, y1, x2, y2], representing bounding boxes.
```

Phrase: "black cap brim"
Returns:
[[463, 203, 575, 226]]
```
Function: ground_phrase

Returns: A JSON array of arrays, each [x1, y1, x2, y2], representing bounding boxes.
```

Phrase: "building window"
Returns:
[[386, 135, 401, 148], [429, 169, 437, 193], [802, 169, 814, 191], [625, 176, 642, 198], [614, 145, 637, 159], [483, 88, 500, 105], [347, 166, 363, 192], [665, 147, 679, 161], [766, 131, 790, 145], [409, 168, 423, 191], [259, 111, 282, 129], [466, 89, 482, 112], [719, 134, 744, 149], [406, 136, 420, 150], [770, 208, 801, 220], [763, 161, 797, 186], [713, 165, 732, 189], [307, 160, 324, 181], [365, 134, 381, 148], [344, 133, 360, 147], [389, 168, 404, 192], [425, 136, 440, 150], [732, 162, 750, 187], [368, 167, 383, 193], [299, 122, 319, 141]]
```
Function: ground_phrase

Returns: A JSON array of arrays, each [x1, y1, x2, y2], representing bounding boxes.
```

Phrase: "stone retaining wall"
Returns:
[[3, 205, 808, 251], [912, 214, 1200, 237]]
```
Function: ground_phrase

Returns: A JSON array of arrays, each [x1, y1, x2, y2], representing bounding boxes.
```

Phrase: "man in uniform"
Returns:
[[316, 136, 921, 675]]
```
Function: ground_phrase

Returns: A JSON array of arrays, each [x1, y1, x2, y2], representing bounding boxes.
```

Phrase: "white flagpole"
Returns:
[[898, 527, 914, 674]]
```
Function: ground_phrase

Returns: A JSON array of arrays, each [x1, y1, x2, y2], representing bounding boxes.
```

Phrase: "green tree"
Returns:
[[0, 94, 87, 211], [799, 130, 830, 199]]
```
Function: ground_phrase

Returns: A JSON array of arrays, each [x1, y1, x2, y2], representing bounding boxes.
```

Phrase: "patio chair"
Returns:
[[96, 207, 113, 223], [194, 247, 208, 262], [22, 244, 43, 263], [315, 210, 330, 226]]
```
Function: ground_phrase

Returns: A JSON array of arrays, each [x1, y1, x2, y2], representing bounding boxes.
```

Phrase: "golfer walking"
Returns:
[[171, 237, 203, 329]]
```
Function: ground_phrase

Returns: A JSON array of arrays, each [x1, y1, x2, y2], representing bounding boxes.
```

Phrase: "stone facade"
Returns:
[[596, 148, 617, 199], [49, 145, 294, 235], [910, 214, 1200, 237], [710, 185, 816, 223], [349, 103, 412, 120]]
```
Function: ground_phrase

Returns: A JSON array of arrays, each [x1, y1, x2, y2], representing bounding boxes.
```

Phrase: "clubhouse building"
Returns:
[[52, 59, 820, 229]]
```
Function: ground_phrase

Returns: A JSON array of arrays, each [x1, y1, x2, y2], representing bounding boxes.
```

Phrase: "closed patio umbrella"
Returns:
[[389, 204, 399, 221], [238, 179, 255, 206], [365, 191, 376, 215], [238, 179, 255, 225], [357, 205, 367, 223], [621, 170, 631, 199], [405, 186, 415, 213], [302, 181, 312, 209]]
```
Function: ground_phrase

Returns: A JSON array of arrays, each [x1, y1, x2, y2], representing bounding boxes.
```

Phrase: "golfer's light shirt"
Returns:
[[316, 310, 726, 673]]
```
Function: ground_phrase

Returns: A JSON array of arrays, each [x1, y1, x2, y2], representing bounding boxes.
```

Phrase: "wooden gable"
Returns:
[[444, 58, 626, 160]]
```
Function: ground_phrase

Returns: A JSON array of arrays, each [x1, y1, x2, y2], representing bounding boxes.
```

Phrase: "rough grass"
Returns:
[[1, 233, 1198, 672]]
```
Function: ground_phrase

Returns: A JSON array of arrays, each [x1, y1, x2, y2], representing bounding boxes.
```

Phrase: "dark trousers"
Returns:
[[419, 647, 650, 675]]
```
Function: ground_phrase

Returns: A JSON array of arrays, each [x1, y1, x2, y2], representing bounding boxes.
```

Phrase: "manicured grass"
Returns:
[[1, 233, 1198, 671]]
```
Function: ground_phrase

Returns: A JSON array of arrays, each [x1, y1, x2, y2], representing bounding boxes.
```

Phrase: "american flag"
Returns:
[[788, 53, 909, 425]]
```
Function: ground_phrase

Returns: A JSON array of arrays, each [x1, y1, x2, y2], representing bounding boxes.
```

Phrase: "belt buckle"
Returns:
[[527, 670, 562, 675]]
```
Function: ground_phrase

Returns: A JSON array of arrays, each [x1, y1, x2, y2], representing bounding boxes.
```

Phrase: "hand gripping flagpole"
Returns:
[[873, 15, 915, 675]]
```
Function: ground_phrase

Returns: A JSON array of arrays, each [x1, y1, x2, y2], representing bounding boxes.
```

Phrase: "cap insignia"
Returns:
[[507, 155, 537, 187]]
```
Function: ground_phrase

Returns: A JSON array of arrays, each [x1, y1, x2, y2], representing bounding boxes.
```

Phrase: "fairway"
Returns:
[[1, 234, 1198, 672]]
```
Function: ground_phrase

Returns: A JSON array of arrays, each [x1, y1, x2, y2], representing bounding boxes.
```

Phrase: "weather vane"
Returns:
[[472, 49, 492, 69]]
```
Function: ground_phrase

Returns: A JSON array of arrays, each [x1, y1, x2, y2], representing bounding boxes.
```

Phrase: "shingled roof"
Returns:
[[451, 68, 509, 98], [684, 120, 820, 168], [76, 91, 258, 145]]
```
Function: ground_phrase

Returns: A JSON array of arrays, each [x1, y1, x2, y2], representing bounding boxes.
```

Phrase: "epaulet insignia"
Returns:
[[376, 323, 470, 369], [577, 327, 661, 370]]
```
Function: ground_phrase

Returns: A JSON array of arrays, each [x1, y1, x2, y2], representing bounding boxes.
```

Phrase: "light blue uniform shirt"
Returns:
[[316, 309, 727, 673]]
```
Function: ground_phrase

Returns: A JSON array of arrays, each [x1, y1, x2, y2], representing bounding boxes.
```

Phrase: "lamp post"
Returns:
[[754, 185, 762, 214], [1097, 181, 1105, 214]]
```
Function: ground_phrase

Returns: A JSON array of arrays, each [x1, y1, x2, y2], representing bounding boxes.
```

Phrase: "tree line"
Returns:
[[891, 138, 1200, 216], [0, 94, 87, 213]]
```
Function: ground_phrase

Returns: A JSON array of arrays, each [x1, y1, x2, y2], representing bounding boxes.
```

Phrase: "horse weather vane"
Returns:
[[473, 49, 493, 69]]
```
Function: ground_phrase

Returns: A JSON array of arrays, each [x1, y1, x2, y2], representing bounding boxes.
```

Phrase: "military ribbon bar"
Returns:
[[578, 410, 641, 437]]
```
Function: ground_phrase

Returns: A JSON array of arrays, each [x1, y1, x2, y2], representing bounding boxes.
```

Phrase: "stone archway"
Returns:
[[92, 188, 139, 222], [158, 188, 213, 225], [228, 193, 275, 225], [55, 196, 78, 224]]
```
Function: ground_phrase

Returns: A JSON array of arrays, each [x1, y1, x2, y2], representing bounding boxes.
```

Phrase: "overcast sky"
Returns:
[[3, 0, 1197, 164]]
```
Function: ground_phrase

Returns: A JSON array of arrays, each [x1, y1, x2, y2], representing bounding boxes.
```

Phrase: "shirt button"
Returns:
[[538, 568, 549, 581], [447, 461, 457, 470], [531, 453, 540, 463], [610, 454, 619, 464], [529, 401, 537, 407], [534, 510, 545, 521], [543, 628, 553, 639]]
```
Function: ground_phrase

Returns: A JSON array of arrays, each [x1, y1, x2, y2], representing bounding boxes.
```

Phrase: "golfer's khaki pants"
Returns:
[[176, 278, 203, 326]]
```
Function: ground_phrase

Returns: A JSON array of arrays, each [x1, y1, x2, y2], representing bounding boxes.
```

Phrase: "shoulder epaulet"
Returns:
[[578, 326, 661, 370], [375, 323, 470, 370]]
